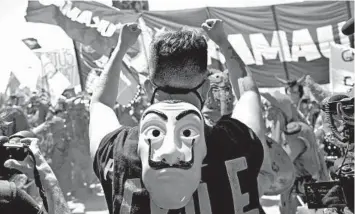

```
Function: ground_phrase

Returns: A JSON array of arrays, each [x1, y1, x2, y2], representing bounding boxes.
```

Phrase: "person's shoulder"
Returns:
[[98, 126, 139, 151], [210, 115, 259, 142], [93, 126, 139, 180], [206, 116, 263, 163]]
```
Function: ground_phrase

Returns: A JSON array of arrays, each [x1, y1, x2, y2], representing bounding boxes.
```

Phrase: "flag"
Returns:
[[47, 71, 71, 106], [22, 38, 41, 50], [5, 72, 21, 96]]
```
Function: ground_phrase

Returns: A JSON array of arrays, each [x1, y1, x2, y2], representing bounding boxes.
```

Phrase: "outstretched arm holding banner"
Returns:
[[201, 19, 248, 100], [202, 19, 273, 197], [202, 19, 264, 144]]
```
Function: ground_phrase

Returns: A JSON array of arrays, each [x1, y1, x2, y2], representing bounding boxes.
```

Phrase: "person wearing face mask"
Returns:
[[202, 69, 235, 126], [90, 19, 274, 213]]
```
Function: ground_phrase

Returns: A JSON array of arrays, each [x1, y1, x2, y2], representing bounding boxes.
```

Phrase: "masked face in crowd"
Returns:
[[138, 100, 207, 209], [205, 71, 234, 115]]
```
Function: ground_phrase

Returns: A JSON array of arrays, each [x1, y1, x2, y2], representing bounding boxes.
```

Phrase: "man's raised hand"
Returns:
[[201, 19, 228, 45], [118, 23, 142, 50]]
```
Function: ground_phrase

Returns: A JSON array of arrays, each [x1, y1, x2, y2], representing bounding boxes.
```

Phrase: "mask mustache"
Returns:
[[148, 139, 195, 170]]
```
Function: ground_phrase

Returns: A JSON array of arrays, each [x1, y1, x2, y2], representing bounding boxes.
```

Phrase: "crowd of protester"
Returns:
[[0, 17, 353, 214], [0, 67, 352, 214]]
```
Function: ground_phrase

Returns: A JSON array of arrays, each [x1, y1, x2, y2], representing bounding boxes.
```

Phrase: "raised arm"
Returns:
[[89, 23, 141, 158], [201, 19, 264, 141], [202, 19, 275, 197], [201, 19, 247, 100]]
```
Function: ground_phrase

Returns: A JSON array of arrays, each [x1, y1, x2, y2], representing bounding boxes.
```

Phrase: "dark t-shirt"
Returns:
[[93, 116, 264, 214]]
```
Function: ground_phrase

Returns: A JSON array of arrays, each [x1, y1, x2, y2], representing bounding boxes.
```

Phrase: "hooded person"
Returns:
[[261, 91, 329, 214], [258, 93, 296, 196], [261, 91, 294, 143], [89, 21, 270, 213]]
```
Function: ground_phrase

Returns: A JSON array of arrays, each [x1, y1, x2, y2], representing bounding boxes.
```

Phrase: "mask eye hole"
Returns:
[[183, 129, 191, 137], [144, 126, 165, 144], [180, 127, 200, 144], [152, 129, 161, 137]]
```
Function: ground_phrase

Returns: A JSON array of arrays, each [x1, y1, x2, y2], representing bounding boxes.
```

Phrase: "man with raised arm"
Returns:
[[90, 19, 270, 213]]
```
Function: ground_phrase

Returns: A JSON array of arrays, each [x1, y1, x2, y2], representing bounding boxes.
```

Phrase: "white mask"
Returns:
[[138, 100, 207, 209]]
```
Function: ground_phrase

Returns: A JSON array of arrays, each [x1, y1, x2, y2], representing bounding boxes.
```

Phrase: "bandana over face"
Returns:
[[203, 71, 234, 124]]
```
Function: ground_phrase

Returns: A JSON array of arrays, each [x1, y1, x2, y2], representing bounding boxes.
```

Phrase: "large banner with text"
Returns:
[[26, 0, 354, 88], [33, 48, 80, 105]]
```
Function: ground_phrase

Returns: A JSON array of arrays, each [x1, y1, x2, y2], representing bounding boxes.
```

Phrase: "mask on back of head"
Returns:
[[138, 100, 207, 209]]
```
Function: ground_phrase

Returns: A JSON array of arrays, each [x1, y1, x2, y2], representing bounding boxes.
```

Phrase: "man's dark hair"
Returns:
[[149, 28, 208, 90]]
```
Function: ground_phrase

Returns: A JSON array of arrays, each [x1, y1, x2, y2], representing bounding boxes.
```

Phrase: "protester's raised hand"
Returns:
[[201, 19, 228, 45], [119, 23, 142, 50]]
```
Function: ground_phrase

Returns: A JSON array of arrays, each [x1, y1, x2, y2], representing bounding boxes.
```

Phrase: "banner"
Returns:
[[26, 0, 354, 88], [47, 71, 71, 105], [26, 1, 140, 56], [329, 44, 354, 93], [34, 48, 80, 104]]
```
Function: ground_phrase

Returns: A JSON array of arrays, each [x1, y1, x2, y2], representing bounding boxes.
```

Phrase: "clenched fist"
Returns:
[[201, 19, 228, 45], [118, 23, 142, 50]]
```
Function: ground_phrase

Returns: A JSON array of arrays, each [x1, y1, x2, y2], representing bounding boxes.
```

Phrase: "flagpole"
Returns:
[[72, 41, 85, 91], [4, 72, 13, 97], [4, 79, 10, 98]]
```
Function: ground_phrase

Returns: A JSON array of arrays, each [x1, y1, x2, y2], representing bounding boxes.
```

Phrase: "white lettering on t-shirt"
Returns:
[[197, 183, 212, 214], [120, 178, 210, 214], [120, 178, 144, 214], [117, 157, 259, 213], [225, 157, 259, 214], [104, 158, 114, 180]]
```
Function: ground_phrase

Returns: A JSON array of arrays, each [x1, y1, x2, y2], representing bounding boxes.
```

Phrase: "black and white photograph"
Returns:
[[0, 0, 353, 213]]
